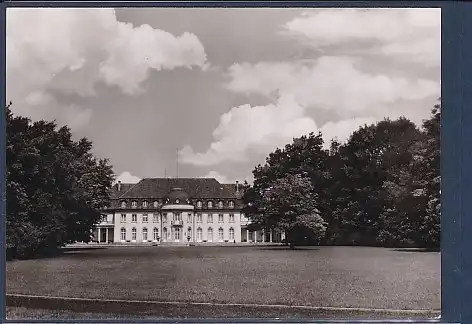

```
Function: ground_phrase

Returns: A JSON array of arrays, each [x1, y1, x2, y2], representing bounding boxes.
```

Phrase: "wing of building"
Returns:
[[94, 178, 283, 245]]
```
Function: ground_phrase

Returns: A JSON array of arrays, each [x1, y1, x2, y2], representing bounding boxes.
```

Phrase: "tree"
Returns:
[[261, 174, 327, 249], [6, 103, 114, 259]]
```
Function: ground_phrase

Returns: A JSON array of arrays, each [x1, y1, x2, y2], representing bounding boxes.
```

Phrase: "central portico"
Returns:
[[161, 187, 195, 243]]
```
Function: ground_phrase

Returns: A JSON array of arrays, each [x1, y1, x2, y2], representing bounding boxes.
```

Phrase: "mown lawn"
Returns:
[[6, 246, 440, 311]]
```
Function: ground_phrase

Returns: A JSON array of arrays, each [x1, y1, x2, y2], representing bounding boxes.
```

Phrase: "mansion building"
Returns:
[[94, 178, 284, 245]]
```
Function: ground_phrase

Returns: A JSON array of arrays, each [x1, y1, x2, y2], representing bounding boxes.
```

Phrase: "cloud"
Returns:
[[283, 8, 440, 67], [7, 8, 207, 128], [225, 56, 439, 113], [115, 171, 141, 184], [180, 94, 318, 166], [319, 117, 377, 145]]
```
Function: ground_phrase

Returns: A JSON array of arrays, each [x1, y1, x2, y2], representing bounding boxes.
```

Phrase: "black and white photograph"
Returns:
[[5, 6, 441, 320]]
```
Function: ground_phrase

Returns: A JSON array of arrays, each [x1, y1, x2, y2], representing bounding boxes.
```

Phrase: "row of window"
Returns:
[[120, 213, 236, 224], [120, 227, 235, 241], [117, 200, 235, 209]]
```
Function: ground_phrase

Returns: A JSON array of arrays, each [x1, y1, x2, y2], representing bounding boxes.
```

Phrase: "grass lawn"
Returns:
[[6, 246, 440, 313]]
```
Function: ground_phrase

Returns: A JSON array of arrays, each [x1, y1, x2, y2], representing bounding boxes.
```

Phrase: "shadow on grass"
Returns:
[[392, 248, 440, 253], [7, 247, 108, 261]]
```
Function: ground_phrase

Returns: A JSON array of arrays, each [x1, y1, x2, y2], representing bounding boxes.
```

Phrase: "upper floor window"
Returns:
[[197, 213, 202, 223], [174, 213, 182, 221], [163, 213, 168, 223], [218, 214, 224, 223], [229, 214, 234, 223], [218, 201, 223, 208], [207, 214, 213, 223], [143, 201, 148, 208], [229, 201, 234, 208], [121, 201, 126, 208], [121, 214, 126, 223], [187, 213, 192, 223], [131, 201, 137, 208], [153, 213, 159, 223], [153, 201, 159, 208], [207, 201, 213, 208], [197, 201, 202, 208], [132, 214, 137, 223], [142, 214, 148, 223]]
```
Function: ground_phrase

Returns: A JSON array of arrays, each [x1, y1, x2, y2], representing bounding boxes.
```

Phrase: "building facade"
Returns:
[[94, 178, 283, 244]]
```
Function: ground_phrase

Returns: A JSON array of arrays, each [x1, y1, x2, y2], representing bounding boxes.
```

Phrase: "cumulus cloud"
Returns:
[[180, 94, 318, 166], [225, 57, 439, 112], [202, 171, 254, 185], [283, 8, 440, 67], [115, 171, 141, 184], [180, 93, 377, 166], [7, 8, 207, 128]]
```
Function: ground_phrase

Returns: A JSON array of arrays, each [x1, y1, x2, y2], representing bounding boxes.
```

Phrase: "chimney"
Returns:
[[236, 180, 239, 193], [117, 180, 122, 191]]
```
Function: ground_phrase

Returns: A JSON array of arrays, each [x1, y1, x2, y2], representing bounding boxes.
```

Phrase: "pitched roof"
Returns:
[[111, 178, 242, 200]]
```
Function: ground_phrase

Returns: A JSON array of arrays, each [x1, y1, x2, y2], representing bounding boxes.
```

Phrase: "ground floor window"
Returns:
[[175, 227, 181, 240], [153, 228, 159, 241], [208, 227, 213, 242], [143, 228, 148, 241], [132, 228, 137, 241], [229, 227, 234, 241], [218, 228, 224, 242], [163, 228, 168, 242], [197, 227, 203, 241], [120, 228, 126, 241]]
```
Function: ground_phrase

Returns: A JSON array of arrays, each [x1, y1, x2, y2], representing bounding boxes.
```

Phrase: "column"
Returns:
[[269, 230, 273, 243], [262, 229, 265, 243], [98, 228, 101, 243], [106, 228, 109, 243], [247, 229, 249, 243]]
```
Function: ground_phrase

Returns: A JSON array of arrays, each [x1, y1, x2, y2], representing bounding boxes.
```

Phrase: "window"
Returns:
[[174, 213, 182, 221], [121, 214, 126, 223], [207, 201, 213, 208], [131, 201, 137, 208], [197, 213, 202, 223], [143, 201, 148, 208], [163, 228, 168, 241], [132, 214, 137, 223], [218, 228, 224, 242], [229, 214, 234, 223], [153, 213, 159, 223], [229, 201, 234, 208], [208, 227, 213, 242], [121, 201, 126, 208], [142, 214, 148, 223], [218, 201, 223, 208], [197, 201, 202, 208], [219, 214, 224, 223], [187, 213, 192, 223], [175, 227, 181, 240], [153, 201, 159, 208], [229, 227, 235, 241], [187, 227, 192, 238], [143, 228, 148, 241], [207, 214, 213, 223], [153, 228, 159, 241], [197, 227, 203, 241], [120, 228, 126, 241], [163, 213, 168, 223], [132, 227, 137, 241]]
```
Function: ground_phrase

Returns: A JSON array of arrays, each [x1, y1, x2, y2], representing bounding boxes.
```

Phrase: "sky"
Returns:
[[6, 7, 441, 185]]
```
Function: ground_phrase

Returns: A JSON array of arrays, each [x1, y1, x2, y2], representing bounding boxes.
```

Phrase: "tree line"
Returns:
[[6, 103, 114, 259], [242, 101, 440, 249]]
